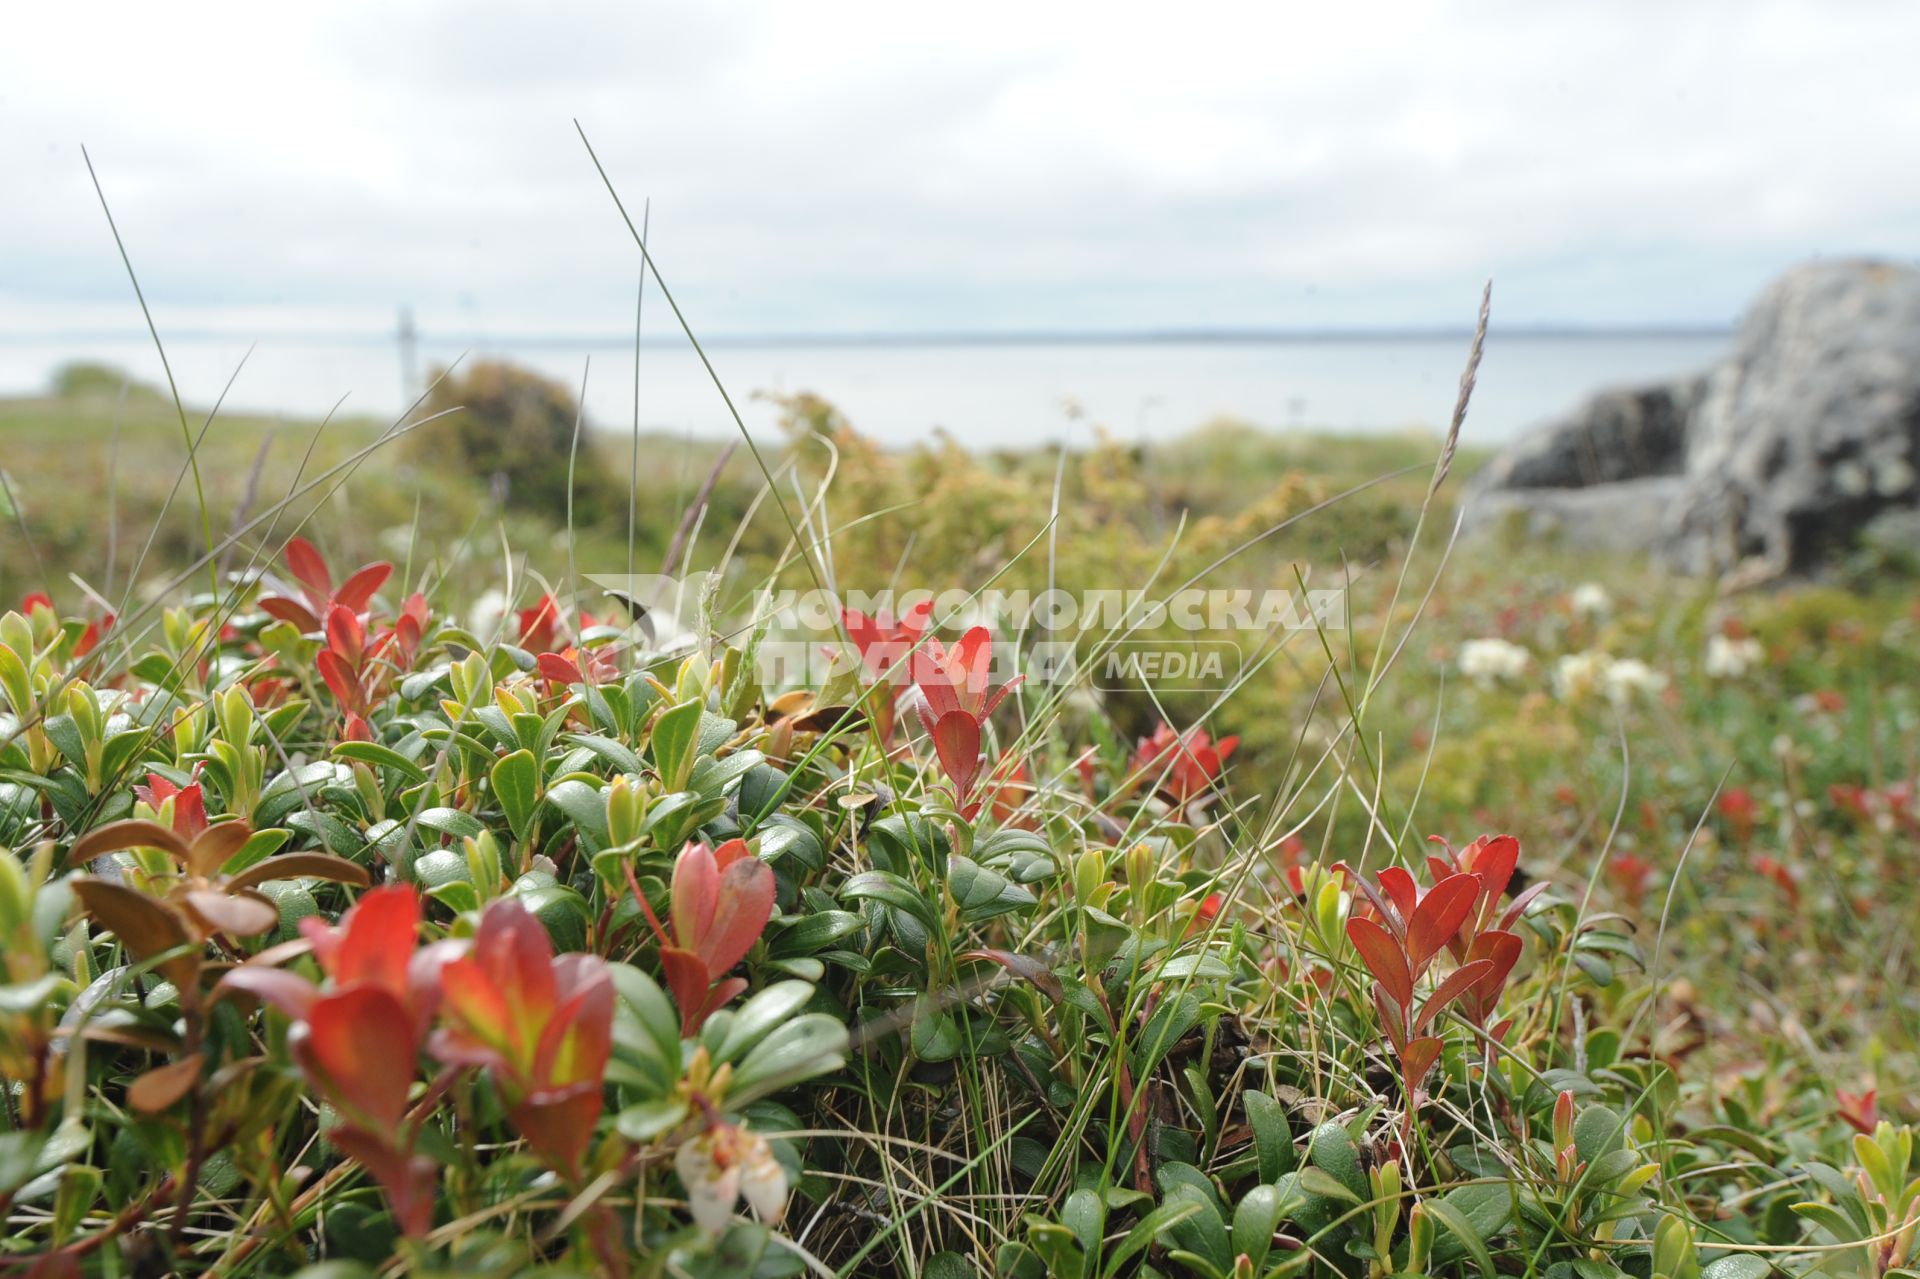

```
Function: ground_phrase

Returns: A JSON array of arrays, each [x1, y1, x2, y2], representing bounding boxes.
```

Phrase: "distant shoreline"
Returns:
[[0, 324, 1736, 350]]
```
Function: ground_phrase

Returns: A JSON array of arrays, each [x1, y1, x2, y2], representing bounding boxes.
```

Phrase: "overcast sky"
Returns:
[[6, 0, 1920, 343]]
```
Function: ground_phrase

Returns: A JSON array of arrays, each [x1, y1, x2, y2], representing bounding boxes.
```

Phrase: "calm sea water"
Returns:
[[0, 332, 1729, 449]]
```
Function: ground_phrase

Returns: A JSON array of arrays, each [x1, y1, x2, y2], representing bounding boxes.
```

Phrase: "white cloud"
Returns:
[[3, 0, 1918, 343]]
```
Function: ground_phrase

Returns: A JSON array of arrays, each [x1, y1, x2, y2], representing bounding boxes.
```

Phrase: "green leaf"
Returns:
[[1061, 1187, 1105, 1254], [1700, 1257, 1773, 1279], [615, 1097, 690, 1141], [284, 810, 362, 859], [947, 855, 1037, 922], [643, 791, 728, 849], [1430, 1182, 1511, 1265], [1425, 1196, 1499, 1278], [1245, 1090, 1294, 1182], [1154, 952, 1231, 981], [650, 700, 703, 792], [689, 749, 765, 798], [331, 741, 428, 782], [100, 732, 152, 786], [922, 1253, 975, 1279], [1799, 1162, 1870, 1233], [566, 733, 642, 775], [911, 1008, 965, 1062], [1231, 1183, 1286, 1269], [755, 817, 825, 871], [1132, 991, 1200, 1076], [1155, 1180, 1229, 1272], [426, 880, 479, 915], [1791, 1199, 1862, 1242], [841, 870, 937, 929], [711, 980, 815, 1064], [42, 716, 85, 768], [1307, 1120, 1368, 1200], [1573, 1103, 1627, 1164], [1103, 1199, 1201, 1278], [412, 806, 486, 841], [1024, 1223, 1087, 1279], [490, 749, 539, 842], [767, 911, 864, 956], [221, 828, 293, 877], [1296, 1166, 1361, 1205], [865, 813, 948, 875], [730, 1013, 848, 1098], [544, 777, 610, 843], [610, 963, 680, 1062]]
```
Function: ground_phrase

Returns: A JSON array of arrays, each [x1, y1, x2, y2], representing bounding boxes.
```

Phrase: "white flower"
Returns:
[[1458, 638, 1531, 688], [1703, 634, 1764, 679], [468, 587, 509, 639], [676, 1122, 789, 1235], [1553, 650, 1612, 701], [1602, 658, 1666, 703], [1555, 650, 1666, 704], [1569, 583, 1612, 621]]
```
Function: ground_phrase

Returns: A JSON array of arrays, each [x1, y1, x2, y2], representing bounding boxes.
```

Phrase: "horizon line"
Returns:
[[0, 321, 1737, 350]]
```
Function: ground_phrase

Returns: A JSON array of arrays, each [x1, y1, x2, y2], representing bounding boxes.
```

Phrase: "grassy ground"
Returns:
[[3, 366, 1916, 1274]]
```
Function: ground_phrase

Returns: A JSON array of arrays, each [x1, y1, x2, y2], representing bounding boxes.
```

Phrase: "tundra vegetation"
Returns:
[[0, 359, 1915, 1278]]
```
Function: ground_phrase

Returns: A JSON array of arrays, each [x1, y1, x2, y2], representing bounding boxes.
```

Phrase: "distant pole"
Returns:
[[397, 305, 419, 409]]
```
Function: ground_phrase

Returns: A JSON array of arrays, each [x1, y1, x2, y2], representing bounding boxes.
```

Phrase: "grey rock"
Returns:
[[1468, 259, 1920, 576], [1467, 477, 1684, 555], [1473, 377, 1703, 491], [1667, 260, 1920, 574]]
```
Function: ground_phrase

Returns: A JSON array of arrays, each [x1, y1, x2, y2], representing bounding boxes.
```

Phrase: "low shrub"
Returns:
[[0, 522, 1913, 1278]]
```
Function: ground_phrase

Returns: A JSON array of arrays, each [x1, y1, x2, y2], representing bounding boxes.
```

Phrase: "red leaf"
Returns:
[[1400, 1035, 1444, 1088], [434, 954, 515, 1070], [952, 627, 992, 698], [258, 597, 322, 633], [537, 652, 582, 685], [510, 1083, 602, 1179], [670, 843, 722, 960], [660, 946, 715, 1036], [1407, 873, 1479, 973], [694, 976, 748, 1029], [1345, 916, 1413, 1011], [711, 838, 753, 871], [1373, 985, 1409, 1054], [1378, 867, 1419, 923], [1467, 834, 1520, 907], [128, 1052, 204, 1113], [701, 854, 774, 976], [980, 673, 1025, 720], [1496, 880, 1551, 932], [959, 948, 1065, 1002], [1414, 959, 1495, 1034], [334, 562, 392, 612], [1465, 929, 1523, 1004], [535, 954, 614, 1090], [480, 900, 558, 1052], [184, 820, 252, 880], [327, 1127, 436, 1239], [181, 888, 278, 937], [326, 884, 420, 997], [931, 709, 983, 798], [326, 604, 363, 667], [284, 536, 332, 603], [215, 965, 318, 1020], [70, 817, 191, 867], [316, 650, 362, 712], [297, 987, 415, 1128]]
